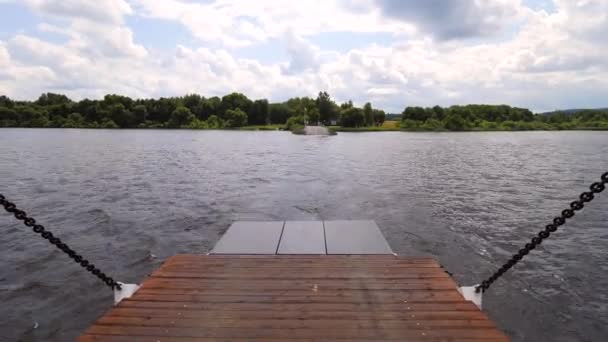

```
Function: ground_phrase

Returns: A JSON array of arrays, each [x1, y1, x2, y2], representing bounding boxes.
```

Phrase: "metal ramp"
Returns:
[[210, 220, 394, 255]]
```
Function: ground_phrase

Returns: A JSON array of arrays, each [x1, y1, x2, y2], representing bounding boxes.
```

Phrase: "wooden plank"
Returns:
[[117, 301, 485, 313], [210, 221, 284, 254], [80, 255, 509, 341], [85, 325, 508, 339], [123, 292, 465, 303], [277, 221, 326, 254], [80, 335, 508, 342], [95, 316, 497, 329], [325, 220, 393, 254], [167, 254, 434, 261], [137, 282, 459, 291], [106, 307, 487, 318]]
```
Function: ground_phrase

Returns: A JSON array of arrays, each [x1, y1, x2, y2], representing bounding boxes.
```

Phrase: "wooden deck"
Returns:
[[80, 255, 509, 341]]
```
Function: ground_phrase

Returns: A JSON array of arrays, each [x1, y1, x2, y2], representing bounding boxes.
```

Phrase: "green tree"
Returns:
[[0, 95, 14, 108], [401, 119, 421, 130], [432, 105, 445, 120], [73, 99, 101, 123], [340, 100, 354, 110], [147, 97, 178, 123], [103, 94, 133, 110], [307, 107, 320, 125], [187, 119, 209, 129], [109, 103, 134, 128], [132, 104, 148, 125], [285, 115, 308, 130], [443, 113, 468, 131], [200, 96, 221, 120], [220, 93, 252, 120], [206, 115, 223, 128], [62, 113, 85, 128], [363, 102, 373, 126], [100, 118, 119, 128], [421, 118, 443, 131], [316, 91, 338, 124], [224, 108, 248, 127], [15, 106, 45, 127], [249, 99, 269, 125], [168, 106, 195, 128], [269, 103, 290, 124], [286, 97, 317, 119], [372, 109, 386, 125], [339, 107, 365, 127], [35, 93, 71, 106], [182, 94, 203, 117], [402, 106, 428, 122], [0, 107, 18, 127]]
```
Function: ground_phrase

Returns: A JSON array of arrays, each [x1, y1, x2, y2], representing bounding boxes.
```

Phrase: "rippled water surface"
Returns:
[[1, 129, 607, 341]]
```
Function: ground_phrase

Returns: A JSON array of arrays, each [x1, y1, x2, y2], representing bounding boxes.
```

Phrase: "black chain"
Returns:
[[476, 171, 608, 293], [0, 194, 121, 290]]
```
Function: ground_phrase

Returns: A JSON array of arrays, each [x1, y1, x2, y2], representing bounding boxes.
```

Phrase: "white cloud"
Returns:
[[25, 0, 132, 24], [373, 0, 523, 40], [281, 31, 320, 74], [130, 0, 415, 47], [1, 0, 608, 113], [23, 0, 146, 59]]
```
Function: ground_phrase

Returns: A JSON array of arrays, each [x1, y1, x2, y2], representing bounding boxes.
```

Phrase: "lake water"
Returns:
[[0, 129, 607, 341]]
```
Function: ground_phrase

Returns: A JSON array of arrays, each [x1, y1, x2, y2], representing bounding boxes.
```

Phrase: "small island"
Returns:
[[1, 92, 607, 132]]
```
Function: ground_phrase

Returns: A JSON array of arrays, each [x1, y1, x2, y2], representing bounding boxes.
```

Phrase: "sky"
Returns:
[[0, 0, 607, 113]]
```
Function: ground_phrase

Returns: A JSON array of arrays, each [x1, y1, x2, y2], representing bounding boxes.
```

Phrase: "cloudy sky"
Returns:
[[0, 0, 607, 113]]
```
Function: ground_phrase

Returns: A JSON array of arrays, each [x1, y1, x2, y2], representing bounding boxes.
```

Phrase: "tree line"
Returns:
[[401, 105, 608, 131], [0, 92, 385, 129], [2, 92, 606, 131]]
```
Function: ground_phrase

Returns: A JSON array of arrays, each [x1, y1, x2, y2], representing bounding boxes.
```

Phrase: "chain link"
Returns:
[[0, 194, 122, 290], [476, 171, 608, 293]]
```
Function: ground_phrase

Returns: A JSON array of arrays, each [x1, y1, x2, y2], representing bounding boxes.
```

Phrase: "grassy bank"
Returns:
[[328, 120, 400, 132], [237, 124, 284, 131], [189, 119, 608, 133], [329, 126, 400, 132]]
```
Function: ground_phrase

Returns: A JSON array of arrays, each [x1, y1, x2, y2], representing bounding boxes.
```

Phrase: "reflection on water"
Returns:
[[0, 129, 607, 341]]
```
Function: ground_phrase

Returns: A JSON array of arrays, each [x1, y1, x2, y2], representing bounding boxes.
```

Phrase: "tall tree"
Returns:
[[132, 104, 148, 125], [372, 109, 386, 125], [0, 95, 14, 108], [35, 93, 71, 106], [432, 105, 445, 120], [339, 107, 365, 127], [109, 103, 134, 128], [220, 92, 252, 119], [168, 106, 194, 128], [340, 100, 354, 109], [225, 108, 248, 127], [307, 107, 320, 124], [182, 94, 204, 118], [363, 102, 373, 126], [200, 96, 221, 120], [0, 107, 18, 127], [249, 99, 269, 125], [316, 91, 337, 125], [269, 103, 290, 124]]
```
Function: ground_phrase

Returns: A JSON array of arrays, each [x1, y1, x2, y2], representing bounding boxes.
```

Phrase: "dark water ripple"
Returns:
[[0, 129, 607, 341]]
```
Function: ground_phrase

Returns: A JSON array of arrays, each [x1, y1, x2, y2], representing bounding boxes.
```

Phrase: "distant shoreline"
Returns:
[[2, 93, 607, 131], [1, 125, 607, 132]]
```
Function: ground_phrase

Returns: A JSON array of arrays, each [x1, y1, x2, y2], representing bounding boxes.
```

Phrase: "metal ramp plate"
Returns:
[[325, 220, 393, 254], [210, 221, 284, 254], [277, 221, 326, 254], [211, 220, 392, 255]]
